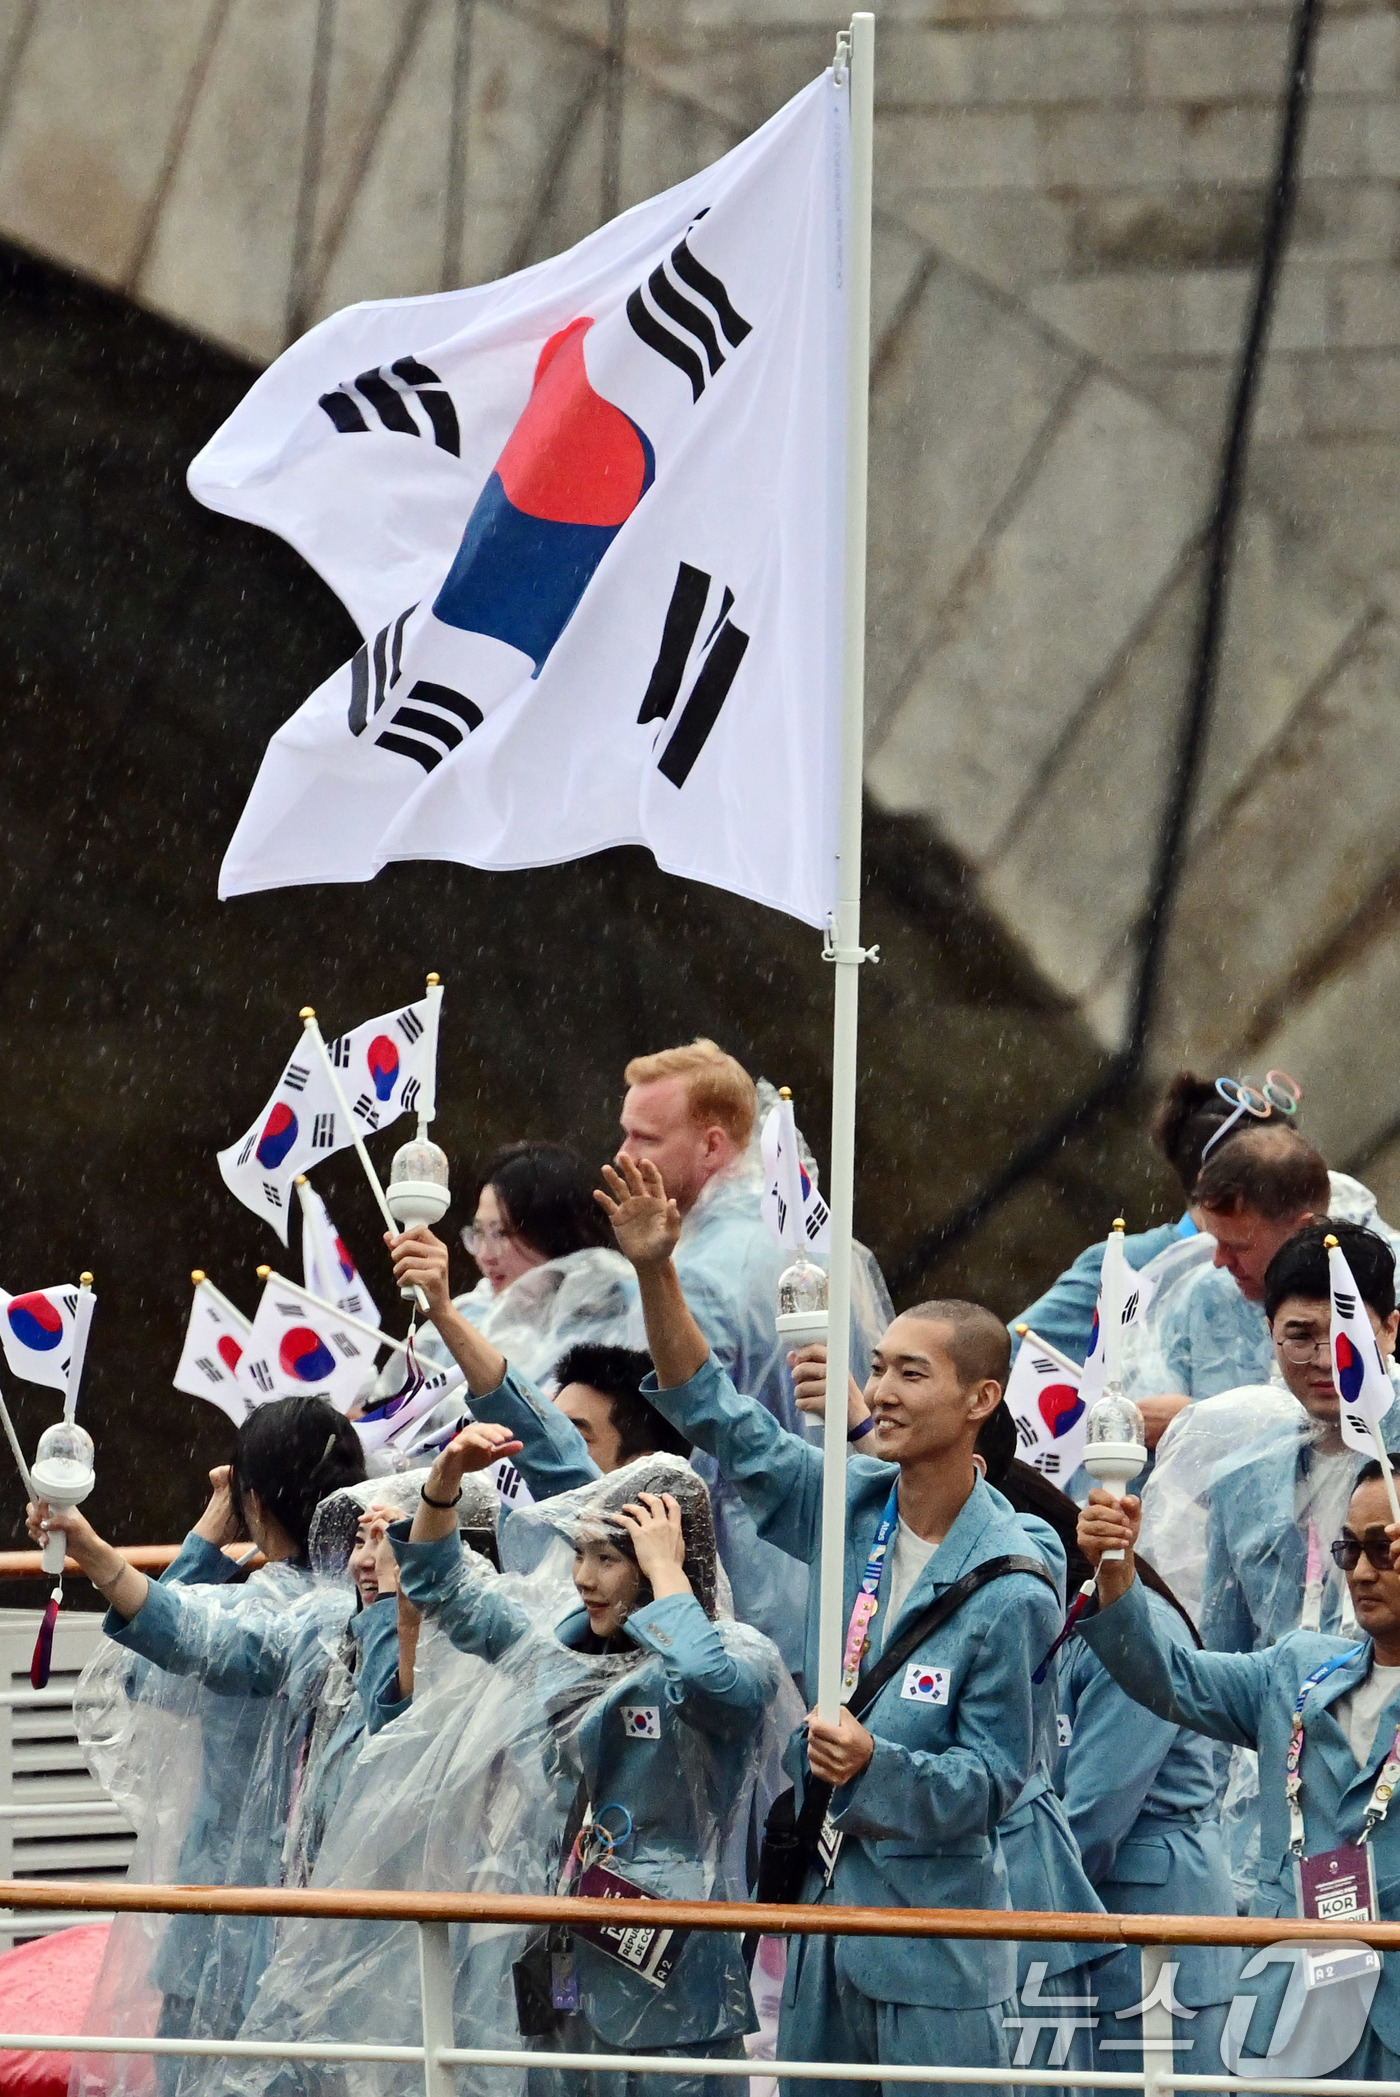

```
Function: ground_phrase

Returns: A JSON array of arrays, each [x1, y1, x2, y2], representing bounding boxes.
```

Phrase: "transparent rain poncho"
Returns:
[[410, 1245, 641, 1387], [70, 1550, 359, 2097], [1122, 1173, 1398, 1402], [223, 1453, 801, 2097]]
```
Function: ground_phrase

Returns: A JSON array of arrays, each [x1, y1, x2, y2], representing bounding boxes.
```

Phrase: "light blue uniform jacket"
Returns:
[[391, 1521, 768, 2050], [1059, 1591, 1235, 2009], [468, 1363, 601, 1499], [643, 1353, 1061, 2010], [1011, 1222, 1187, 1368], [289, 1595, 408, 1879], [1201, 1413, 1400, 1653], [105, 1546, 349, 2031], [1081, 1577, 1400, 2051]]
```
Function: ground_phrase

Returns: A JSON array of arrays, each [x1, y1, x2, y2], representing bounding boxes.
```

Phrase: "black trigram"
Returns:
[[353, 1095, 381, 1129], [319, 357, 461, 455], [330, 1034, 352, 1068], [62, 1290, 79, 1317], [401, 1077, 422, 1115], [248, 1359, 275, 1394], [330, 1330, 361, 1360], [1035, 1451, 1062, 1477], [284, 1062, 310, 1093], [397, 1008, 425, 1043], [340, 1292, 364, 1316], [1337, 1292, 1357, 1318], [311, 1112, 336, 1149], [1122, 1289, 1140, 1324], [347, 604, 482, 772], [804, 1198, 830, 1243], [1014, 1415, 1036, 1449], [262, 1182, 283, 1208], [194, 1356, 223, 1386], [638, 563, 749, 787], [626, 230, 751, 403], [238, 1132, 256, 1166]]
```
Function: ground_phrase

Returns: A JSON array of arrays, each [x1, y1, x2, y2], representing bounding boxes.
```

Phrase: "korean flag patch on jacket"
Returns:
[[622, 1706, 661, 1739], [901, 1664, 949, 1704]]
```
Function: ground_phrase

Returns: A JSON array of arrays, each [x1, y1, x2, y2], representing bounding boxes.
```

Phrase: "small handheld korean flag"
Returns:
[[0, 1285, 83, 1394], [218, 994, 439, 1242], [760, 1092, 831, 1254], [297, 1179, 380, 1327], [353, 1347, 466, 1453], [1078, 1262, 1156, 1411], [1328, 1235, 1400, 1518], [239, 1278, 375, 1413], [1006, 1328, 1085, 1483], [173, 1274, 254, 1425]]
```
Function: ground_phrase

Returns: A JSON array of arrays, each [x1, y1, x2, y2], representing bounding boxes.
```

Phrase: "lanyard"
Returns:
[[1286, 1645, 1367, 1854], [841, 1483, 899, 1695]]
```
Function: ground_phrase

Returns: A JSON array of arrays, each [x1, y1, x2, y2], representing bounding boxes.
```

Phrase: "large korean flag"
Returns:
[[190, 73, 847, 928]]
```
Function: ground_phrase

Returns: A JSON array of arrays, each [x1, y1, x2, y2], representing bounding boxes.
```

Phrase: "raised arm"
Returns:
[[388, 1229, 508, 1393], [597, 1156, 825, 1561]]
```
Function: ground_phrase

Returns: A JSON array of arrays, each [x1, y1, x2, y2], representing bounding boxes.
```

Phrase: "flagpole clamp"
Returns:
[[822, 918, 879, 966], [833, 28, 851, 82]]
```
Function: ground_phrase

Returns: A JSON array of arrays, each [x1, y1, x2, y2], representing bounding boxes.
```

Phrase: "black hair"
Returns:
[[1150, 1073, 1241, 1196], [1357, 1457, 1399, 1485], [553, 1342, 690, 1463], [230, 1394, 366, 1563], [1264, 1219, 1396, 1325], [476, 1142, 611, 1262], [993, 1461, 1203, 1646], [974, 1400, 1017, 1486]]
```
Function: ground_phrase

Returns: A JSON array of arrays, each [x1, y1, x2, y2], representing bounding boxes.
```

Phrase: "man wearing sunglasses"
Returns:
[[1077, 1460, 1400, 2083], [1197, 1221, 1400, 1657]]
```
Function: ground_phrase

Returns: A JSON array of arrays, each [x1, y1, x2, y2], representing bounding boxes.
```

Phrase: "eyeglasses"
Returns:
[[461, 1224, 513, 1255], [1331, 1538, 1396, 1571], [1277, 1334, 1331, 1366]]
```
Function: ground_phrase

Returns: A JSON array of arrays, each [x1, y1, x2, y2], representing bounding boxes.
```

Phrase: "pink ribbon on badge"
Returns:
[[842, 1591, 878, 1690]]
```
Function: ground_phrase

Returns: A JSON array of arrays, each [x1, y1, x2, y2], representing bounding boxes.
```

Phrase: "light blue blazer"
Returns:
[[391, 1520, 772, 2051], [1082, 1576, 1400, 2051], [643, 1353, 1061, 2011], [467, 1363, 601, 1500]]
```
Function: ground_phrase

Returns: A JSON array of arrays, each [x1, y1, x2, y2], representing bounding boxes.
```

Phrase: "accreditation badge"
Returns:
[[1294, 1841, 1379, 1925]]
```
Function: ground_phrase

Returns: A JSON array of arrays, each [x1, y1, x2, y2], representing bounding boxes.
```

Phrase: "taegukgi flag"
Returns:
[[0, 1284, 84, 1394], [760, 1095, 831, 1254], [240, 1279, 376, 1413], [189, 72, 847, 927], [297, 1179, 380, 1327], [173, 1277, 254, 1425], [1004, 1334, 1084, 1484], [1329, 1237, 1397, 1458], [218, 994, 439, 1241]]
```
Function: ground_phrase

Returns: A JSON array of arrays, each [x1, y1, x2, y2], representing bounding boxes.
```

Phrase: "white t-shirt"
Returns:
[[1333, 1662, 1400, 1766], [881, 1518, 937, 1649]]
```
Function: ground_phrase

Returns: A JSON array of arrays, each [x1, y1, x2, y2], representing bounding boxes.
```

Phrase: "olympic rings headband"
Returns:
[[1199, 1069, 1302, 1161]]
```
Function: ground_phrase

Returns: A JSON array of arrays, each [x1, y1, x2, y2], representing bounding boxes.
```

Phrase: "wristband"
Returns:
[[419, 1484, 463, 1510], [847, 1416, 876, 1443]]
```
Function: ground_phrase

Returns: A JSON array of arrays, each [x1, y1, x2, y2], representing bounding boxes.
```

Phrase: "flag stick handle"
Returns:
[[258, 1270, 412, 1359], [1016, 1326, 1082, 1379], [0, 1374, 37, 1503], [419, 974, 443, 1134], [63, 1277, 95, 1426], [815, 11, 875, 1725], [300, 1012, 430, 1313]]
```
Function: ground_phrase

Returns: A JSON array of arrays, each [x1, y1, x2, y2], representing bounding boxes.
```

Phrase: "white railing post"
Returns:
[[1138, 1944, 1173, 2097], [418, 1919, 455, 2097]]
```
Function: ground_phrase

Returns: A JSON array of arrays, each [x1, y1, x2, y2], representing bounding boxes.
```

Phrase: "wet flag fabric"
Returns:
[[760, 1095, 831, 1254], [240, 1280, 375, 1413], [173, 1278, 254, 1425], [297, 1179, 380, 1328], [217, 995, 439, 1242], [0, 1284, 81, 1394], [1005, 1336, 1085, 1485], [1329, 1238, 1396, 1458], [191, 72, 847, 928]]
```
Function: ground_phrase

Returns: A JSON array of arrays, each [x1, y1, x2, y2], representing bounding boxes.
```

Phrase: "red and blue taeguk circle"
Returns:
[[6, 1294, 63, 1352], [279, 1326, 337, 1384], [912, 1670, 939, 1697], [1336, 1332, 1365, 1402], [367, 1036, 400, 1103], [256, 1102, 299, 1170], [333, 1236, 355, 1283]]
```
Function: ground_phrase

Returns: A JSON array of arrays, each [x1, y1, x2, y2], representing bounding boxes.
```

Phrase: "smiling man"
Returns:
[[1080, 1461, 1400, 2083], [596, 1154, 1060, 2097]]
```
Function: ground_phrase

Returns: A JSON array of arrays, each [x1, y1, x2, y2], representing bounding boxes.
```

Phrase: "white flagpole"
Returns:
[[419, 971, 443, 1136], [189, 1270, 251, 1330], [63, 1274, 95, 1425], [816, 10, 875, 1724], [298, 1005, 430, 1312], [1013, 1324, 1082, 1379]]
